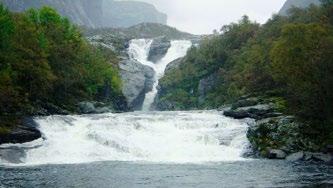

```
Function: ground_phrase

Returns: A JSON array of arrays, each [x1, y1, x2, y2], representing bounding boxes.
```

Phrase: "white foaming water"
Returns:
[[128, 39, 155, 68], [128, 39, 192, 111], [0, 111, 250, 166]]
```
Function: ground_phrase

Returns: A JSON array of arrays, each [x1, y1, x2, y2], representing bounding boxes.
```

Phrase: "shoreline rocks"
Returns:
[[223, 97, 282, 120], [286, 152, 333, 163], [0, 118, 41, 145], [78, 101, 115, 114], [224, 96, 330, 163]]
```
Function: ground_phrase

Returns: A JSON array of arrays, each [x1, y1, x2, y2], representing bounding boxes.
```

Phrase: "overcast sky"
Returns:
[[132, 0, 287, 34]]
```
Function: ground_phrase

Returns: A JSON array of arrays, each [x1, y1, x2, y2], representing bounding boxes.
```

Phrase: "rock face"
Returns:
[[0, 118, 41, 145], [198, 73, 219, 105], [0, 0, 167, 28], [279, 0, 321, 16], [165, 58, 183, 73], [102, 1, 167, 28], [148, 37, 171, 63], [119, 59, 155, 110]]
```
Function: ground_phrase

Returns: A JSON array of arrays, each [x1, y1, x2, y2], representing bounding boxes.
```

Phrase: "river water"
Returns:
[[0, 111, 332, 187]]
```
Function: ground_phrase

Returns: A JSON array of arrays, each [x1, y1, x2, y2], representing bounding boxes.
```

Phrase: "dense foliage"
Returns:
[[159, 1, 333, 143], [0, 5, 123, 130]]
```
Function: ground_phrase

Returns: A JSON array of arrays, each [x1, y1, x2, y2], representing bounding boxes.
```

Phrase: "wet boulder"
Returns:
[[119, 59, 155, 110], [267, 149, 287, 159], [0, 147, 26, 163], [286, 151, 305, 161], [0, 118, 41, 145], [78, 102, 114, 114], [303, 152, 333, 163], [147, 37, 171, 63], [78, 102, 96, 114], [224, 104, 277, 120]]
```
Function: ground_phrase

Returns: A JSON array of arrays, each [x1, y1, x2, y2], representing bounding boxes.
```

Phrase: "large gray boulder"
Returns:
[[267, 149, 287, 159], [286, 151, 305, 161], [148, 37, 171, 63], [0, 147, 26, 163], [119, 59, 155, 110], [224, 104, 278, 120], [78, 101, 114, 114], [0, 118, 41, 145]]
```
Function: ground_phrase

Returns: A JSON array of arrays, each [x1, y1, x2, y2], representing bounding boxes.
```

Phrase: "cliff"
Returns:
[[0, 0, 167, 28], [279, 0, 321, 15]]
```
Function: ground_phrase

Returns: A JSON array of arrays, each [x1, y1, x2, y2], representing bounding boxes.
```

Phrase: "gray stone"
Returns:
[[119, 59, 155, 110], [268, 149, 287, 159], [286, 152, 305, 161], [78, 102, 96, 114], [224, 104, 274, 120], [165, 58, 183, 73], [148, 37, 171, 63], [312, 153, 333, 162], [0, 148, 26, 163], [231, 97, 260, 109], [198, 72, 219, 105], [0, 118, 41, 145], [95, 107, 112, 114]]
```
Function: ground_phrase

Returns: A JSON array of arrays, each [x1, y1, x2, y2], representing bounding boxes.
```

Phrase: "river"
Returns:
[[0, 111, 332, 187]]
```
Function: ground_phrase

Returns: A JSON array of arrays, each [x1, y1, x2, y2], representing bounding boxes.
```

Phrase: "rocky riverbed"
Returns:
[[223, 96, 333, 164]]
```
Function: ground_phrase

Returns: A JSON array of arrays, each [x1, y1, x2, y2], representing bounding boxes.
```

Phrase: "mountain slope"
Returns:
[[0, 0, 167, 28], [279, 0, 321, 15]]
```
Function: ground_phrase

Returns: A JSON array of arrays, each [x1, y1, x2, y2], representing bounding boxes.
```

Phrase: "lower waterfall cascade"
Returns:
[[0, 111, 251, 166]]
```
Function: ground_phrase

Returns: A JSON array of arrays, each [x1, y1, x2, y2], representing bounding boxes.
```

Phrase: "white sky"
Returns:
[[134, 0, 287, 34]]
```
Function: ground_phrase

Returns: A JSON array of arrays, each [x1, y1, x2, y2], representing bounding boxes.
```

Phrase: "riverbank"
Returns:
[[222, 96, 333, 164]]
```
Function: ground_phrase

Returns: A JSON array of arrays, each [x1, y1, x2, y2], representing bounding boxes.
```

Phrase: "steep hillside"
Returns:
[[0, 0, 167, 28], [279, 0, 321, 15]]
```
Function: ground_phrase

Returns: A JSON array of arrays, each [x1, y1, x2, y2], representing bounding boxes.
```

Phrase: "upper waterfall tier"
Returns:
[[127, 39, 192, 111]]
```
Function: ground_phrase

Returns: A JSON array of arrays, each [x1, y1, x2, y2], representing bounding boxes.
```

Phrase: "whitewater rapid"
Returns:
[[0, 111, 251, 166], [128, 39, 192, 111]]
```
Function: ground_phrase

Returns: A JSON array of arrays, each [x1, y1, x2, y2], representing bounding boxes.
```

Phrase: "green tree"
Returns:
[[271, 23, 333, 125]]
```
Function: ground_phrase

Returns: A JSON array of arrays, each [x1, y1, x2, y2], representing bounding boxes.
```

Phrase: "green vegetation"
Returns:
[[0, 5, 124, 130], [159, 1, 333, 143]]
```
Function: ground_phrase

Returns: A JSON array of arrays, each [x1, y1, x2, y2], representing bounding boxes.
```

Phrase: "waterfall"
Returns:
[[128, 39, 192, 111], [0, 111, 250, 165]]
